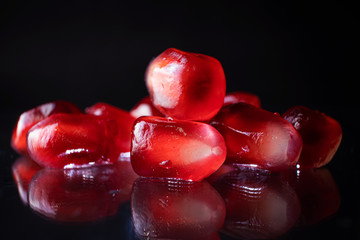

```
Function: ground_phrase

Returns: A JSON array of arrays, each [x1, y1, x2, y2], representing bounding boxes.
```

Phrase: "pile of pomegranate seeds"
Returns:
[[11, 48, 342, 181]]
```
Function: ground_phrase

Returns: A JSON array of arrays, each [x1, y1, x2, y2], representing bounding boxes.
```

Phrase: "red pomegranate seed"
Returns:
[[223, 91, 261, 108], [11, 100, 81, 155], [27, 113, 108, 168], [28, 161, 138, 222], [212, 165, 301, 239], [12, 157, 42, 204], [282, 105, 342, 168], [131, 116, 227, 181], [86, 102, 136, 159], [131, 178, 226, 239], [210, 103, 303, 171], [145, 48, 226, 121], [130, 96, 164, 118], [282, 168, 340, 226]]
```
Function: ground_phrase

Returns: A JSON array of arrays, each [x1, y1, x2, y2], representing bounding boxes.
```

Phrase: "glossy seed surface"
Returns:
[[210, 103, 303, 171], [130, 96, 164, 118], [27, 113, 108, 168], [146, 48, 226, 121], [86, 102, 136, 160], [223, 91, 261, 108], [11, 100, 81, 155], [282, 105, 342, 168], [131, 116, 227, 181]]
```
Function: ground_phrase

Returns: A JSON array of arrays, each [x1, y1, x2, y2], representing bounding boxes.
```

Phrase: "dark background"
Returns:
[[0, 1, 357, 111], [0, 1, 358, 147], [0, 1, 358, 239]]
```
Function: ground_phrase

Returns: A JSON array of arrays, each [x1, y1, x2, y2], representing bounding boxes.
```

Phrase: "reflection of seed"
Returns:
[[159, 160, 172, 169]]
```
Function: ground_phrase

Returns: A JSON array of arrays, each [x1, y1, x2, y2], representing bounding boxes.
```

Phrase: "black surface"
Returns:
[[0, 1, 358, 239]]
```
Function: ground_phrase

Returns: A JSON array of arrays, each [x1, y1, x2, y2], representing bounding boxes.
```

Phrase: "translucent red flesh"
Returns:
[[146, 48, 226, 121], [27, 113, 108, 168], [130, 116, 227, 181], [223, 91, 261, 108], [11, 100, 81, 155], [130, 96, 164, 118], [86, 102, 136, 159], [282, 105, 342, 168], [210, 103, 303, 171]]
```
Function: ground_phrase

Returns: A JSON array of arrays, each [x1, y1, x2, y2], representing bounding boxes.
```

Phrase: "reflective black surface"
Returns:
[[0, 1, 358, 239], [1, 122, 359, 240]]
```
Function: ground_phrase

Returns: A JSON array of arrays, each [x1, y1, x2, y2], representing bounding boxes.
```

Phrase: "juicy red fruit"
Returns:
[[130, 96, 164, 118], [131, 116, 227, 181], [146, 48, 226, 121], [223, 91, 261, 108], [210, 103, 303, 171], [86, 102, 136, 159], [11, 100, 81, 155], [27, 113, 108, 168], [282, 105, 342, 168]]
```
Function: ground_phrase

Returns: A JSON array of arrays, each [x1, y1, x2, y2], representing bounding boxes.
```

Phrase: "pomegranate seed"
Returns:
[[131, 178, 226, 239], [11, 100, 81, 155], [131, 116, 227, 181], [223, 91, 261, 108], [145, 48, 226, 121], [212, 165, 300, 239], [28, 161, 138, 222], [27, 113, 108, 168], [282, 105, 342, 168], [210, 103, 303, 171], [86, 102, 136, 159], [12, 157, 42, 204], [282, 168, 340, 226], [130, 96, 164, 118]]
